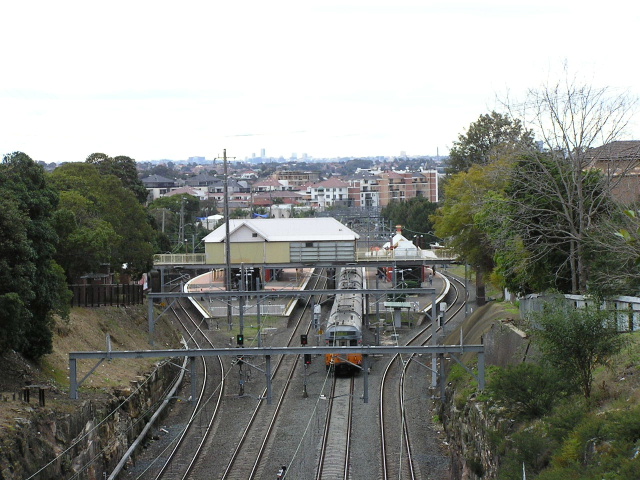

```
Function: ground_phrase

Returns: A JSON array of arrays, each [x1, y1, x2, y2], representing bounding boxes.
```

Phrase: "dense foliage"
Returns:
[[86, 153, 150, 203], [50, 162, 156, 280], [435, 75, 638, 296], [484, 332, 638, 479], [0, 152, 70, 359], [528, 300, 626, 399], [446, 111, 535, 174], [381, 197, 438, 246], [487, 362, 574, 420]]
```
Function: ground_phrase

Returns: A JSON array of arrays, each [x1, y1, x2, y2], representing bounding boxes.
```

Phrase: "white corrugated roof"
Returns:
[[203, 218, 360, 243]]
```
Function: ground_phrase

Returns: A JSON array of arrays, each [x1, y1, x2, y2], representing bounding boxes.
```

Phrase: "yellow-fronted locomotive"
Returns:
[[325, 267, 364, 374]]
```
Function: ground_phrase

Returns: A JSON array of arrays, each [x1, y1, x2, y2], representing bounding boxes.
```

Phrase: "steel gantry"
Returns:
[[146, 287, 439, 346], [69, 344, 484, 403]]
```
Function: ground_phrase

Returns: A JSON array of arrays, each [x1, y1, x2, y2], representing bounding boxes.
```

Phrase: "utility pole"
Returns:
[[218, 149, 235, 330], [179, 196, 186, 252]]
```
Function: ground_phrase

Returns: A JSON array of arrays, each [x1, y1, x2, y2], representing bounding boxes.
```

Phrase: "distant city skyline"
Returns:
[[1, 2, 639, 164], [141, 151, 443, 165]]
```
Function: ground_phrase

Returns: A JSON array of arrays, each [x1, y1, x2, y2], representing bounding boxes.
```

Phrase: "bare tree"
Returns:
[[504, 70, 638, 294]]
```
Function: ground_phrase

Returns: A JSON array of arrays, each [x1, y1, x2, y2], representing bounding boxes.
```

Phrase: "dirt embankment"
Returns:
[[0, 303, 181, 433]]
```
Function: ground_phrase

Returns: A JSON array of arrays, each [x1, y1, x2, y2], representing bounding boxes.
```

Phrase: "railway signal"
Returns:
[[304, 354, 312, 365], [277, 465, 287, 479], [300, 334, 308, 345], [237, 334, 244, 346]]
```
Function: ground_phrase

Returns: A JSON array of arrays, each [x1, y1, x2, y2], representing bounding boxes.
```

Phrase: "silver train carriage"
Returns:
[[325, 267, 364, 374]]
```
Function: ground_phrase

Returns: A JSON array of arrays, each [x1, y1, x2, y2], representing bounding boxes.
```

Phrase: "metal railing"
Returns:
[[354, 248, 457, 262], [207, 304, 286, 316], [154, 253, 207, 265], [153, 249, 457, 266]]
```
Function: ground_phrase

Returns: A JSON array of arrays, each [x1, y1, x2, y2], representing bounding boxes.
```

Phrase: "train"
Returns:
[[325, 266, 365, 374]]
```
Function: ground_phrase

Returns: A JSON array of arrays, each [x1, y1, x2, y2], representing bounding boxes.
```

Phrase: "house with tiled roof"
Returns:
[[239, 170, 259, 180], [141, 174, 176, 201], [252, 190, 306, 207], [185, 172, 219, 187], [308, 177, 351, 209], [586, 140, 640, 204], [251, 178, 287, 192], [163, 185, 208, 201]]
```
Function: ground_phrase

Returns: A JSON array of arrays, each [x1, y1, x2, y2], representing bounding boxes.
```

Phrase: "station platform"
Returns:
[[185, 268, 315, 322], [183, 266, 448, 326]]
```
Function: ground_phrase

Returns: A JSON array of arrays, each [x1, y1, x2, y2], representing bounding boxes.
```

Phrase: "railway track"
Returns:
[[316, 376, 355, 480], [379, 272, 466, 480], [128, 294, 225, 480], [127, 267, 464, 480], [219, 269, 328, 479]]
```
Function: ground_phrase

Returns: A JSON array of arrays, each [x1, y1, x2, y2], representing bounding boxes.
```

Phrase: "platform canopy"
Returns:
[[203, 217, 360, 243]]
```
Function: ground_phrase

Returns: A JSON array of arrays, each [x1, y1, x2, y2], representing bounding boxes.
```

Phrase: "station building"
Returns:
[[202, 217, 360, 266]]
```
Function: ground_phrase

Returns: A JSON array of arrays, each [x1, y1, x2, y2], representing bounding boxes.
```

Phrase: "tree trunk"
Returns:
[[476, 270, 486, 306]]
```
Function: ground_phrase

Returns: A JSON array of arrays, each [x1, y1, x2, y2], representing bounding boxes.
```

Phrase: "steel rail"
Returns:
[[380, 272, 465, 479], [315, 377, 355, 480], [220, 269, 326, 479], [398, 273, 466, 480], [151, 295, 225, 480]]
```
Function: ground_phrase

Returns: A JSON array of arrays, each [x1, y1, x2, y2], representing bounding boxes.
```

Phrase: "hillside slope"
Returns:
[[0, 303, 181, 430], [442, 300, 640, 479]]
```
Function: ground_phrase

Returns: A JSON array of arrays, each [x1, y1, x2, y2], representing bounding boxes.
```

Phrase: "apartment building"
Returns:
[[375, 169, 438, 206]]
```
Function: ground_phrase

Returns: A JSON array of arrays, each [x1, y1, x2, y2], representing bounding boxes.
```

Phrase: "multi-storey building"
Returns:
[[272, 170, 321, 188], [308, 177, 351, 209], [375, 169, 438, 206], [346, 172, 380, 207]]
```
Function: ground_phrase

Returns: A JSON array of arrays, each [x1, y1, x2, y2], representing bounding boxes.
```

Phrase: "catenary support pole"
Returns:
[[148, 299, 155, 346], [363, 355, 369, 404], [69, 358, 78, 400], [265, 355, 272, 404], [190, 356, 197, 402], [431, 289, 438, 388]]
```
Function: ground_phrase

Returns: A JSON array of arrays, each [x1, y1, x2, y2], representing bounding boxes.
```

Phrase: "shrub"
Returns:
[[544, 397, 589, 443], [498, 424, 556, 479], [538, 405, 640, 478], [488, 362, 574, 420]]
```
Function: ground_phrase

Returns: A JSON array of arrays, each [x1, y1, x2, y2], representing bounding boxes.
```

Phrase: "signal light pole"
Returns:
[[302, 334, 309, 398]]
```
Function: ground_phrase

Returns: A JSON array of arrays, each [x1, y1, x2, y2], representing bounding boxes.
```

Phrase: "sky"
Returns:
[[1, 1, 639, 163]]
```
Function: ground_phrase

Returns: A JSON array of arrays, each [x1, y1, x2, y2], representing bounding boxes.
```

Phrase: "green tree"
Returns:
[[505, 71, 637, 293], [0, 152, 70, 359], [86, 152, 148, 203], [148, 195, 202, 252], [51, 194, 119, 282], [50, 163, 155, 279], [477, 153, 615, 295], [446, 111, 535, 174], [528, 299, 626, 399], [0, 197, 32, 354], [230, 208, 249, 219], [147, 163, 178, 179], [381, 197, 438, 245], [432, 160, 509, 303], [148, 195, 200, 217]]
